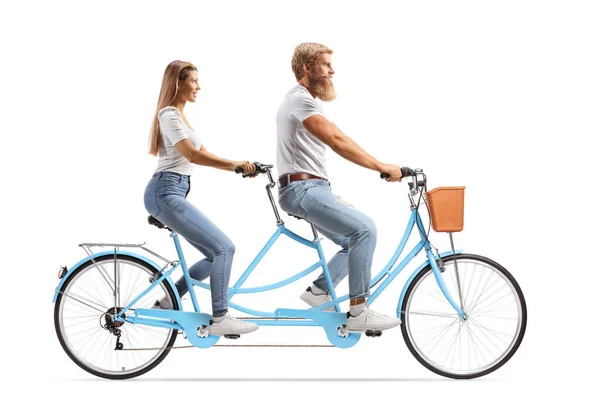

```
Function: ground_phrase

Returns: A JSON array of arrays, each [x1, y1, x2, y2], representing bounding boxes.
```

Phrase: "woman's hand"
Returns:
[[234, 161, 256, 176]]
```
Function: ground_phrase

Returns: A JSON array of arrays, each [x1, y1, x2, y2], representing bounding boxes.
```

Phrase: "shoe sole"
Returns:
[[210, 325, 259, 336], [346, 320, 402, 332]]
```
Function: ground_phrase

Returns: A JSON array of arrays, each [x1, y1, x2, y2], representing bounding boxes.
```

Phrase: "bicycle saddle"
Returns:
[[147, 215, 171, 231], [287, 213, 305, 221]]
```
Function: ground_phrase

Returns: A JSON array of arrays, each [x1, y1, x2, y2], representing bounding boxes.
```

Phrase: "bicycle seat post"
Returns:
[[310, 222, 319, 241]]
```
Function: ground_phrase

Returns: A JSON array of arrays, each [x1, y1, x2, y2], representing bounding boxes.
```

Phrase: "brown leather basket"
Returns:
[[425, 186, 465, 232]]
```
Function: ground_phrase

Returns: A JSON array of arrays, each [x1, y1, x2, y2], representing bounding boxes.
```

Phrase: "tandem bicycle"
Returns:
[[53, 163, 527, 379]]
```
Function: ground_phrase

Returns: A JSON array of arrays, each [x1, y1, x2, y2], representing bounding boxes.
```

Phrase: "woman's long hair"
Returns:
[[148, 61, 197, 156]]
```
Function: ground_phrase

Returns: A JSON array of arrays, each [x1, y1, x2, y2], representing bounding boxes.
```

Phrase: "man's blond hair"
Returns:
[[291, 43, 333, 81]]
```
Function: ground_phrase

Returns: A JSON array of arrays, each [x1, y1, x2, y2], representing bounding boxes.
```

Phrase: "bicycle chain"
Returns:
[[121, 317, 335, 350], [123, 344, 334, 350]]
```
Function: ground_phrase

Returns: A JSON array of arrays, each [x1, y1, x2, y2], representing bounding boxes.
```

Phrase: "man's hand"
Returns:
[[380, 164, 403, 182]]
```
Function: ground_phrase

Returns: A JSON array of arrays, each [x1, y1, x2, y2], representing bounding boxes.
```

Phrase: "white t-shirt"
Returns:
[[155, 106, 201, 175], [276, 84, 328, 179]]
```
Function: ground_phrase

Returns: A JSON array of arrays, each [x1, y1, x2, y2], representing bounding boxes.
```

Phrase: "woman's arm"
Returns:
[[159, 109, 255, 174], [175, 140, 255, 174]]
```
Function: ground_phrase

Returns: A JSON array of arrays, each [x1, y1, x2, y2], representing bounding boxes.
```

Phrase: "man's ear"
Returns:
[[302, 63, 311, 76]]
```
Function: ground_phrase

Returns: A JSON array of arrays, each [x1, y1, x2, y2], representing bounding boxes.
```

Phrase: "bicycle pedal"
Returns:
[[224, 334, 240, 340], [365, 330, 382, 337]]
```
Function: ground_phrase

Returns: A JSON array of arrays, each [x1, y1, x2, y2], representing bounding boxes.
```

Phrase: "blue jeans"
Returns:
[[278, 179, 376, 299], [143, 171, 234, 317]]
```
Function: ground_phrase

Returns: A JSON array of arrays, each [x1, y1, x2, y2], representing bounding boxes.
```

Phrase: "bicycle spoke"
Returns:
[[60, 291, 108, 315], [467, 278, 508, 314], [439, 321, 464, 369], [418, 318, 460, 354], [406, 310, 459, 318], [470, 298, 517, 318], [468, 286, 515, 317], [461, 262, 478, 311], [465, 323, 485, 370], [465, 268, 495, 314], [93, 262, 115, 298], [424, 288, 457, 310], [410, 317, 460, 338], [472, 311, 519, 321], [463, 321, 501, 360], [469, 318, 515, 345]]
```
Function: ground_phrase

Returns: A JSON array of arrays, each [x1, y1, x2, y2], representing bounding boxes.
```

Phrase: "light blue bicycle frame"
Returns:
[[118, 205, 464, 332]]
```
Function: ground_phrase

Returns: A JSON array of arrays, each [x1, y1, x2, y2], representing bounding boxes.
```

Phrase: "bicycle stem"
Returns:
[[265, 169, 283, 226]]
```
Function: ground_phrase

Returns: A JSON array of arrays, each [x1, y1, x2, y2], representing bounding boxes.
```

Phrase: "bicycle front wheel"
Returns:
[[401, 253, 527, 379], [54, 254, 180, 379]]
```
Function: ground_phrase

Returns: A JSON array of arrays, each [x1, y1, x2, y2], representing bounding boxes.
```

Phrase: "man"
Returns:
[[276, 42, 403, 332]]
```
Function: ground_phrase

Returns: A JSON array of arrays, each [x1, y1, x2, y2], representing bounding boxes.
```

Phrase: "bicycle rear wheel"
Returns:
[[401, 253, 527, 379], [54, 254, 179, 379]]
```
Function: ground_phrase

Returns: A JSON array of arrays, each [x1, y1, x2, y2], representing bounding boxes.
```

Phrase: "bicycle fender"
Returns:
[[396, 250, 463, 318], [52, 250, 182, 309]]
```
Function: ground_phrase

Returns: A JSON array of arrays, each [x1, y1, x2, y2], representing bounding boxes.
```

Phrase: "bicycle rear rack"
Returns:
[[79, 242, 179, 270]]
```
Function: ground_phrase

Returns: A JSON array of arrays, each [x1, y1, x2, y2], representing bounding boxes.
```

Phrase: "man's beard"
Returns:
[[309, 74, 337, 101]]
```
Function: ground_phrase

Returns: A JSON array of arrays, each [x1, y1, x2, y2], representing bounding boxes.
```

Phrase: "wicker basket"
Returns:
[[425, 186, 465, 232]]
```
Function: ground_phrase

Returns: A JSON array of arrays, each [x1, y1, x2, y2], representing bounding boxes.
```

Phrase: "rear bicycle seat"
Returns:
[[287, 213, 305, 221], [148, 215, 172, 231]]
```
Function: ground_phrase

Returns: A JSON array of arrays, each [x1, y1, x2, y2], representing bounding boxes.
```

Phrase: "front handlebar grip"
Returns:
[[380, 167, 415, 180]]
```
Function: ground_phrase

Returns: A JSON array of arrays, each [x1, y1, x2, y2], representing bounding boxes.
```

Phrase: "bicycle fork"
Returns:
[[425, 249, 466, 319], [415, 212, 466, 319]]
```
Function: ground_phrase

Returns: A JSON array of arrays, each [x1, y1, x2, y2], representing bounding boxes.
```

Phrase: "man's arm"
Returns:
[[302, 114, 402, 181]]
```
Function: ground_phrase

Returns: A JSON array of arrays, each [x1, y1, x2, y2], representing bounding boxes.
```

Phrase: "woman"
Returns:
[[144, 60, 258, 336]]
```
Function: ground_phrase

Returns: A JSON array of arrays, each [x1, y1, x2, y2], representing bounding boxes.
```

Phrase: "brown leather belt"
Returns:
[[278, 173, 328, 188]]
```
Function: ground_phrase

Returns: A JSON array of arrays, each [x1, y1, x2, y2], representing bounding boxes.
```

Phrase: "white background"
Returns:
[[1, 0, 599, 398]]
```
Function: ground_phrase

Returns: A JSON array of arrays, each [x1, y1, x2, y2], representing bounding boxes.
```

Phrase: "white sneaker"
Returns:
[[300, 287, 335, 311], [346, 307, 402, 332], [152, 297, 173, 310], [209, 312, 259, 336]]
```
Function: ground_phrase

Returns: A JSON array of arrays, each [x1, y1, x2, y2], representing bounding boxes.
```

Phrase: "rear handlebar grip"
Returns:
[[236, 162, 264, 177]]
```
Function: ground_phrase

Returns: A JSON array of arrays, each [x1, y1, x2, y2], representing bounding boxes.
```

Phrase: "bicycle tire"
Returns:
[[401, 253, 527, 379], [54, 254, 179, 379]]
